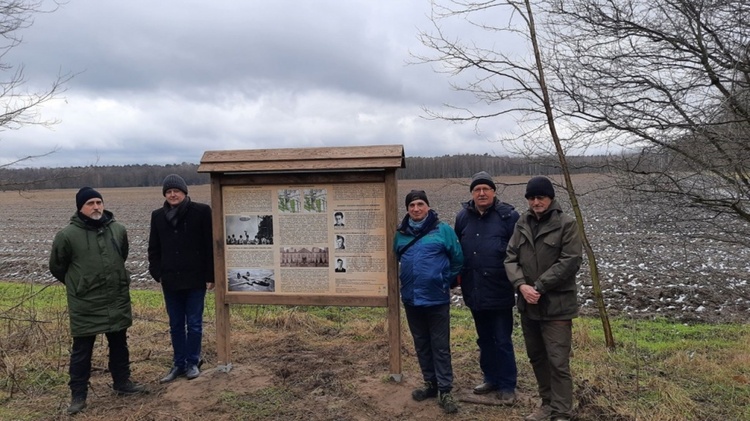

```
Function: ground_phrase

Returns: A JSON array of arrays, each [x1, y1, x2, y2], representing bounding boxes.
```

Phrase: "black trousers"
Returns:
[[404, 303, 453, 393], [69, 329, 131, 398]]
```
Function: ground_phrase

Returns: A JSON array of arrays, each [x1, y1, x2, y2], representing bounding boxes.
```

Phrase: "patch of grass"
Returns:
[[129, 288, 166, 308], [572, 317, 750, 420], [0, 282, 67, 311], [220, 387, 295, 418]]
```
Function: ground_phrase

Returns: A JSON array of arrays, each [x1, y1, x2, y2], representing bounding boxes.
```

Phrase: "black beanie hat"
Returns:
[[162, 174, 188, 196], [469, 171, 496, 192], [525, 176, 555, 199], [76, 187, 103, 210], [405, 190, 430, 208]]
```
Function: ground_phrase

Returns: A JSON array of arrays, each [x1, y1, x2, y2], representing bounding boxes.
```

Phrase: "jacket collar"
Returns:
[[397, 209, 439, 235], [462, 197, 516, 218]]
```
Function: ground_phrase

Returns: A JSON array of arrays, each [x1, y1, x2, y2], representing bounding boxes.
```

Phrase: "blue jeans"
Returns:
[[163, 288, 206, 369], [471, 307, 517, 392], [404, 303, 453, 393]]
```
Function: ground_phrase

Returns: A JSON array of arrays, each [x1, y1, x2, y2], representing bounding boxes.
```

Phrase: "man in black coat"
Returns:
[[148, 174, 214, 383]]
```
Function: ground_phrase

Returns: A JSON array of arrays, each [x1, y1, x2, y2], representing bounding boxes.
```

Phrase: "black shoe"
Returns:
[[114, 380, 149, 395], [66, 397, 87, 415], [159, 366, 186, 384], [496, 390, 517, 405], [186, 364, 200, 380], [472, 382, 498, 395], [438, 391, 459, 414], [412, 381, 438, 401]]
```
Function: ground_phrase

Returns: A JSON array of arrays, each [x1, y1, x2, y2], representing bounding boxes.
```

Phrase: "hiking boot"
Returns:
[[66, 397, 87, 415], [186, 364, 200, 380], [496, 390, 517, 405], [438, 391, 458, 414], [472, 382, 498, 395], [524, 404, 552, 421], [113, 380, 149, 396], [411, 381, 438, 401]]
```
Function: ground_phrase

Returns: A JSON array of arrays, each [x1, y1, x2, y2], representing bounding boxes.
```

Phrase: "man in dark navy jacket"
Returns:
[[148, 174, 214, 383], [454, 171, 520, 405]]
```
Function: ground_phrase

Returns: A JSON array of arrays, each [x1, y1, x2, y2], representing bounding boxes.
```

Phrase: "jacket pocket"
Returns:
[[542, 231, 563, 249], [543, 290, 576, 318], [73, 274, 95, 296]]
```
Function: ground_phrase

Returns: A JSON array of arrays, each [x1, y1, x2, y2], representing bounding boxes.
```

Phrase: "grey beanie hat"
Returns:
[[525, 176, 555, 199], [470, 171, 496, 192], [162, 174, 188, 196]]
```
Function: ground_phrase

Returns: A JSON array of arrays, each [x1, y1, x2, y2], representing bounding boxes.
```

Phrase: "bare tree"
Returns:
[[0, 0, 71, 183], [543, 0, 750, 247], [416, 0, 615, 348]]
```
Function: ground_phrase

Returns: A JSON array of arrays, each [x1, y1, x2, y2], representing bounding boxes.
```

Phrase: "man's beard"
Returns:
[[89, 212, 103, 220]]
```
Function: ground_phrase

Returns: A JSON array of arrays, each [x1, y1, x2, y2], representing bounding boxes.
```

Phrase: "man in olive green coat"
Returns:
[[505, 177, 582, 421], [50, 187, 147, 415]]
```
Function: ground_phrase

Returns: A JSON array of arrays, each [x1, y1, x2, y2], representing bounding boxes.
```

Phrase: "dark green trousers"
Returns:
[[521, 315, 574, 418]]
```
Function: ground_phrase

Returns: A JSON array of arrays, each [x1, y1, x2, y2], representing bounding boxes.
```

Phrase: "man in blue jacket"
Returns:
[[394, 190, 463, 414], [148, 174, 214, 383], [454, 171, 520, 405]]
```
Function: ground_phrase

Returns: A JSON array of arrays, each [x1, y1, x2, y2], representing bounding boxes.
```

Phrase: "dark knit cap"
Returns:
[[405, 190, 430, 208], [162, 174, 188, 196], [76, 187, 103, 210], [525, 176, 555, 199], [469, 171, 496, 192]]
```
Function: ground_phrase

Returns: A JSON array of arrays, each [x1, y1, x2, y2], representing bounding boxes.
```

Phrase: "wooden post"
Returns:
[[210, 176, 232, 371], [385, 168, 402, 381]]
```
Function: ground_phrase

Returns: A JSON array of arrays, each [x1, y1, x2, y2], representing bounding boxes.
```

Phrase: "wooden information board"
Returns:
[[198, 145, 405, 380]]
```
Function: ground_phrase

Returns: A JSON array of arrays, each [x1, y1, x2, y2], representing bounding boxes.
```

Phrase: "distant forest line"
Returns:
[[0, 154, 622, 190]]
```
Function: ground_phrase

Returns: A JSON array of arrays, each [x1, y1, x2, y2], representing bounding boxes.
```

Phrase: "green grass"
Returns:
[[220, 387, 296, 418]]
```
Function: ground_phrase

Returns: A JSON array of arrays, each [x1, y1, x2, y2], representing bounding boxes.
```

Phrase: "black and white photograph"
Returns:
[[225, 215, 273, 245], [334, 258, 347, 273], [333, 211, 345, 227], [280, 247, 329, 268], [228, 268, 275, 292]]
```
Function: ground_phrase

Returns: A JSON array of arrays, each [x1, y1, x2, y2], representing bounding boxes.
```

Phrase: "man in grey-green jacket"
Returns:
[[50, 187, 147, 415], [505, 177, 582, 421]]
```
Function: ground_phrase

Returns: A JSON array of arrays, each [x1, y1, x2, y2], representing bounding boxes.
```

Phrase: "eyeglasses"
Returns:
[[472, 187, 493, 194]]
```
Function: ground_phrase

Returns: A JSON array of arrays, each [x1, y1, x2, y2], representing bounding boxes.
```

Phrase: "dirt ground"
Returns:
[[40, 324, 549, 421]]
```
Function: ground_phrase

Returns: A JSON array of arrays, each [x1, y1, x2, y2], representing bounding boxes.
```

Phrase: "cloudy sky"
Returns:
[[2, 1, 516, 168]]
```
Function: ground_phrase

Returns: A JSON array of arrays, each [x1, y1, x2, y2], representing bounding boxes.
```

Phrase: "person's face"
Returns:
[[165, 188, 186, 207], [336, 237, 344, 247], [335, 214, 343, 223], [472, 184, 496, 211], [527, 195, 552, 218], [407, 199, 429, 221], [336, 260, 343, 268], [80, 198, 104, 220]]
